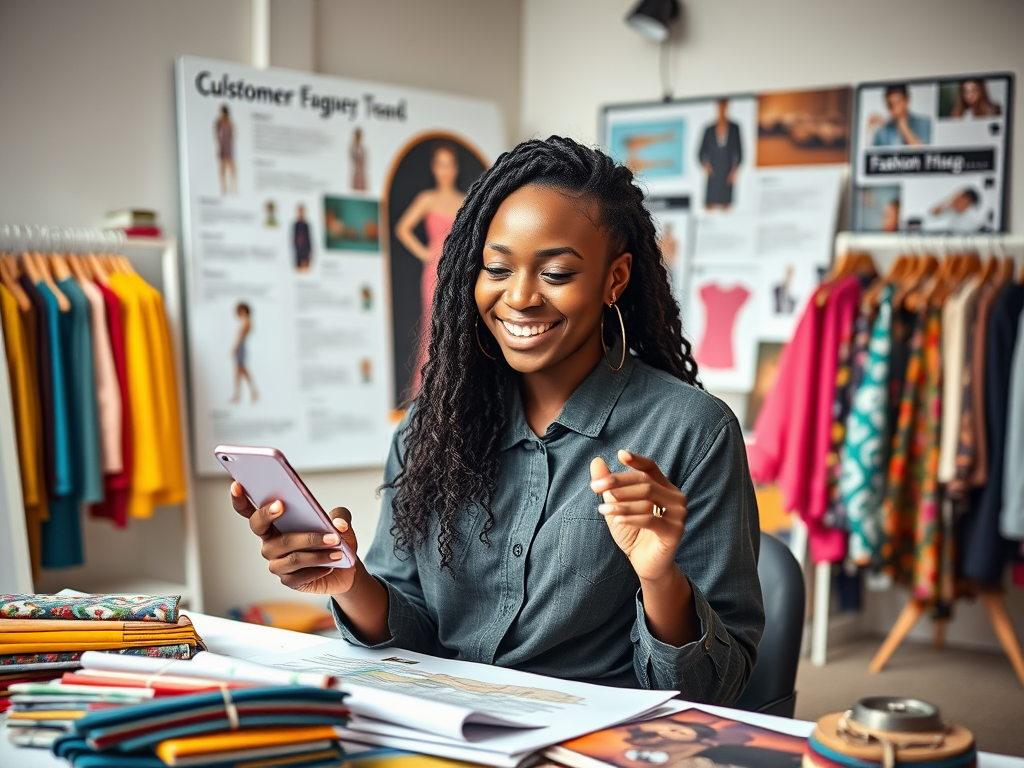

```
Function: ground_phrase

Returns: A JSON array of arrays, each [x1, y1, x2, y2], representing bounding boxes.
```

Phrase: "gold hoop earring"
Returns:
[[601, 301, 626, 372], [475, 318, 498, 360]]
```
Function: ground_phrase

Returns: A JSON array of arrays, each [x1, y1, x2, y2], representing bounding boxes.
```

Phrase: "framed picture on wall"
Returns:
[[850, 72, 1014, 233]]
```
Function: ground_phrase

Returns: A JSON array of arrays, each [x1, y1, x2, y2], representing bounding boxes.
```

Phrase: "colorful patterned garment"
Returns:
[[823, 300, 877, 531], [839, 286, 894, 566], [949, 280, 991, 500], [880, 306, 943, 601], [0, 594, 179, 623]]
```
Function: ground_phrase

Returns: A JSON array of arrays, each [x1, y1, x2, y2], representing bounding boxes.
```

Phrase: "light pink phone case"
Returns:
[[214, 444, 355, 568]]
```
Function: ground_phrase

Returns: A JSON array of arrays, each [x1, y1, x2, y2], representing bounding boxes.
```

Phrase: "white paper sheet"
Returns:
[[250, 640, 677, 765]]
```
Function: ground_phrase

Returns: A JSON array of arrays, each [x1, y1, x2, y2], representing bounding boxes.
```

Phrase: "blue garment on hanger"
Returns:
[[36, 284, 71, 496], [59, 277, 103, 505], [38, 282, 84, 569]]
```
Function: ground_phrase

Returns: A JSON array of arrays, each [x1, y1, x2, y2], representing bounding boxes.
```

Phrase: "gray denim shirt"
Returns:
[[333, 352, 763, 704]]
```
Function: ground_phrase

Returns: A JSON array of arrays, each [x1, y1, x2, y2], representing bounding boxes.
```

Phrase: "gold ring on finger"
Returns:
[[652, 504, 666, 518]]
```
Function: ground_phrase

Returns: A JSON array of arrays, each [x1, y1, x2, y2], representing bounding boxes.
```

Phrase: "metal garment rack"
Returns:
[[796, 230, 1024, 669], [0, 227, 203, 611]]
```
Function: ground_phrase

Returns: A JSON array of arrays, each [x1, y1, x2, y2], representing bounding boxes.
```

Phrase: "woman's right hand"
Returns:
[[230, 482, 361, 596]]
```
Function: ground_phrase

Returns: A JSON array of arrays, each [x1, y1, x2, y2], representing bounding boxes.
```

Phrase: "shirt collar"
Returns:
[[500, 345, 635, 450]]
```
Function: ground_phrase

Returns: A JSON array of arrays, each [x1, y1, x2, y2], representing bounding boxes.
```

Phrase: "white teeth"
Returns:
[[502, 320, 554, 338]]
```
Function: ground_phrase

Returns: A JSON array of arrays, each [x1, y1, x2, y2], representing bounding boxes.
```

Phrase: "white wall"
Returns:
[[520, 0, 1024, 652], [0, 0, 521, 616], [522, 0, 1024, 227]]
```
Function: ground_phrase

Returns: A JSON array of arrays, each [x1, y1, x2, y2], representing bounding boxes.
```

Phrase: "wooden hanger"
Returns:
[[0, 255, 32, 312], [931, 252, 981, 307], [817, 250, 877, 307], [31, 251, 70, 312], [893, 253, 937, 311], [66, 254, 92, 284], [86, 253, 110, 286], [862, 252, 907, 310], [998, 256, 1015, 285], [49, 253, 72, 283], [977, 255, 999, 285]]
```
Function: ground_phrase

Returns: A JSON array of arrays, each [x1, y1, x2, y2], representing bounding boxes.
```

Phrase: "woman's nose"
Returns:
[[504, 272, 542, 310]]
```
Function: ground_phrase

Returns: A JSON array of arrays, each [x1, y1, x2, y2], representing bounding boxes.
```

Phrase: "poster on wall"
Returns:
[[851, 73, 1013, 233], [176, 57, 505, 475], [601, 86, 849, 391]]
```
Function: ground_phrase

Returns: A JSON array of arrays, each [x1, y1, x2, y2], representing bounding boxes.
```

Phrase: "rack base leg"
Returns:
[[869, 598, 925, 674]]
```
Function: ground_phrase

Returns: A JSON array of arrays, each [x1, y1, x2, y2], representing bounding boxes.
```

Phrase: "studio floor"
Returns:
[[795, 635, 1024, 757]]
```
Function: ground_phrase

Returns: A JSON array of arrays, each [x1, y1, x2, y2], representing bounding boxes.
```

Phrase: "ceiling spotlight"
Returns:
[[625, 0, 679, 43]]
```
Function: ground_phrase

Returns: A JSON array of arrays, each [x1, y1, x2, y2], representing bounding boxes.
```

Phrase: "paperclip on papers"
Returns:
[[54, 686, 350, 753]]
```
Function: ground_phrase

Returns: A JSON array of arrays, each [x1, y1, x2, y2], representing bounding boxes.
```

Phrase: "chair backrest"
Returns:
[[732, 531, 806, 718]]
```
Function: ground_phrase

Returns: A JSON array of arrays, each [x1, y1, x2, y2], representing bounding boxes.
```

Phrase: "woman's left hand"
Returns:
[[590, 450, 687, 583]]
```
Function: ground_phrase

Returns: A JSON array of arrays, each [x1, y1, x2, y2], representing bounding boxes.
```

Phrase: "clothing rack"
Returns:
[[0, 225, 203, 611], [798, 230, 1024, 679]]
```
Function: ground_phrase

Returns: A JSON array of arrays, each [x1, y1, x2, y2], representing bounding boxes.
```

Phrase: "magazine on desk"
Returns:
[[545, 707, 806, 768], [248, 640, 678, 767]]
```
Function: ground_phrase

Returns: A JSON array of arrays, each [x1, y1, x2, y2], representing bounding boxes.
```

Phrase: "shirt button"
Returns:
[[704, 638, 712, 650], [513, 543, 523, 557], [523, 442, 534, 451]]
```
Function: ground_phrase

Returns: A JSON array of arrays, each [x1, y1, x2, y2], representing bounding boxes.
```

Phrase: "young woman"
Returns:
[[231, 137, 763, 703]]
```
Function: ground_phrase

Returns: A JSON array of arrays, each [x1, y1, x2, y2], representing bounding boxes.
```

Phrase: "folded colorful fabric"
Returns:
[[0, 643, 196, 672], [64, 686, 349, 752], [156, 726, 340, 764], [0, 614, 204, 656], [53, 736, 345, 768], [0, 594, 180, 623]]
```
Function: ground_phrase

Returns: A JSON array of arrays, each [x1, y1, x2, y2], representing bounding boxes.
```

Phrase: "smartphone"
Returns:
[[214, 444, 355, 568]]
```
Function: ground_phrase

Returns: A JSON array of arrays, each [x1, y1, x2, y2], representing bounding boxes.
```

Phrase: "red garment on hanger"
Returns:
[[88, 282, 132, 527], [747, 276, 861, 563]]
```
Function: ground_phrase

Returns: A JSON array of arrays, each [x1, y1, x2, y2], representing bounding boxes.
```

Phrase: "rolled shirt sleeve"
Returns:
[[632, 418, 763, 702]]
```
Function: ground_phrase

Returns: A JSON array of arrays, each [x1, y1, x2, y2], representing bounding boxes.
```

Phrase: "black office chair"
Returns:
[[732, 531, 806, 718]]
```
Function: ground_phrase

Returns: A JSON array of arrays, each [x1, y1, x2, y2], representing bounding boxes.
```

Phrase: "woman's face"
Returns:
[[431, 148, 459, 187], [474, 183, 630, 377], [962, 80, 981, 106]]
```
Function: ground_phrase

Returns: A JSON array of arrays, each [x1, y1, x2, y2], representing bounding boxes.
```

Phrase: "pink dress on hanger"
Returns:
[[411, 210, 455, 395]]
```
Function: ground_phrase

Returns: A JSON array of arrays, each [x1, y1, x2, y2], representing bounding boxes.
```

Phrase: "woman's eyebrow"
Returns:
[[484, 242, 583, 260]]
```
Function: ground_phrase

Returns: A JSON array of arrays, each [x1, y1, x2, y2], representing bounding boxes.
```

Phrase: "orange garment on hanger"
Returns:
[[0, 284, 48, 575]]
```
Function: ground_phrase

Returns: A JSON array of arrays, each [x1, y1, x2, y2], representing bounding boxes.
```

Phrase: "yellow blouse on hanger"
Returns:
[[107, 272, 185, 517]]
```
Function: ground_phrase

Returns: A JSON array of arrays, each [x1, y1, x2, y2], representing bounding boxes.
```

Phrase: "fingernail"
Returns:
[[598, 504, 612, 514], [230, 483, 240, 496], [323, 533, 339, 545], [620, 450, 633, 460], [270, 501, 283, 515], [333, 519, 348, 532], [329, 550, 344, 560]]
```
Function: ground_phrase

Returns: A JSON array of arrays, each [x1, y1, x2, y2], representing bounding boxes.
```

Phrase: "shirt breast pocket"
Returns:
[[558, 512, 632, 585]]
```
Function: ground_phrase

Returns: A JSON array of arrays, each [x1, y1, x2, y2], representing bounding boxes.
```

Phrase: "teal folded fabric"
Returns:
[[61, 686, 348, 752]]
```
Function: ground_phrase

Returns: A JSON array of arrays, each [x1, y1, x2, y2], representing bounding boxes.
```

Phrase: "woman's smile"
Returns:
[[498, 317, 562, 342]]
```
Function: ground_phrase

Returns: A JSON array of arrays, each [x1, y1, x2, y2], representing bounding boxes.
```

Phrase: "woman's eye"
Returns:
[[482, 266, 511, 278], [542, 271, 576, 283]]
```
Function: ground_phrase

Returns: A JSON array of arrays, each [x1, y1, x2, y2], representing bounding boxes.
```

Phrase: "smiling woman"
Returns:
[[230, 136, 764, 704]]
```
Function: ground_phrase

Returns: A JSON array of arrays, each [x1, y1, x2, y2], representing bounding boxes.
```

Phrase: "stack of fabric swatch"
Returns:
[[1, 593, 204, 719], [7, 647, 346, 763], [52, 688, 350, 767]]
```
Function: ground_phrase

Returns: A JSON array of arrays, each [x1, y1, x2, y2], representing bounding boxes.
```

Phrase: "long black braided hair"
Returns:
[[388, 136, 701, 572]]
